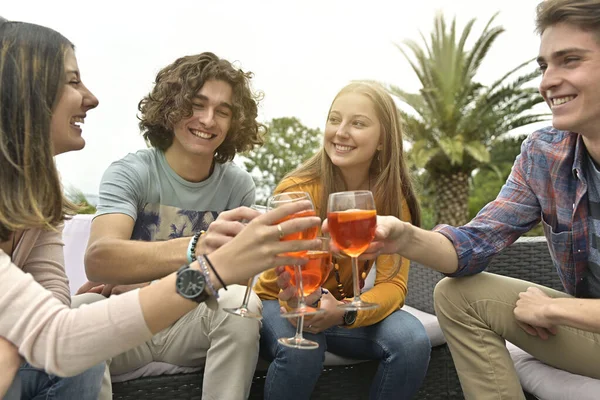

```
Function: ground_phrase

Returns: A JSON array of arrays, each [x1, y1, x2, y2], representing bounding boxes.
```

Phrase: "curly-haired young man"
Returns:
[[82, 52, 266, 400]]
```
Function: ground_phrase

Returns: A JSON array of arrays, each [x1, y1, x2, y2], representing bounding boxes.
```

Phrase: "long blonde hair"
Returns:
[[281, 81, 421, 227], [0, 19, 77, 241]]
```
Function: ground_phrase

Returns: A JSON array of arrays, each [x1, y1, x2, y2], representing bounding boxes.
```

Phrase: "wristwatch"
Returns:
[[342, 310, 357, 326], [175, 265, 209, 303]]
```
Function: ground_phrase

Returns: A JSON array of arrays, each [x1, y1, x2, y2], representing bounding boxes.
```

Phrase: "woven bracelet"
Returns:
[[197, 256, 219, 299]]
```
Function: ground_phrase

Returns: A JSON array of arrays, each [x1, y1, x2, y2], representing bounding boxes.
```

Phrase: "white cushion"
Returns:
[[402, 305, 446, 347], [63, 214, 94, 294], [507, 342, 600, 400]]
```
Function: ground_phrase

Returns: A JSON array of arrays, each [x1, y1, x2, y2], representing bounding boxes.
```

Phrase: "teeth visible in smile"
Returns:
[[552, 96, 575, 106], [335, 144, 354, 152], [190, 129, 213, 139], [70, 117, 84, 126]]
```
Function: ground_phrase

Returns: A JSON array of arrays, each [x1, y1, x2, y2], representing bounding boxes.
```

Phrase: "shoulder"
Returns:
[[217, 162, 254, 185], [111, 148, 157, 170], [275, 176, 318, 194], [102, 148, 158, 183], [525, 126, 576, 149]]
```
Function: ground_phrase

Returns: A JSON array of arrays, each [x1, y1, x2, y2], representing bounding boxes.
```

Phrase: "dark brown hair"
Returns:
[[138, 52, 266, 163], [0, 19, 76, 241]]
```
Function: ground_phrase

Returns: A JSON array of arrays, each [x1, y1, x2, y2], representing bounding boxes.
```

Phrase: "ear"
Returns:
[[376, 144, 383, 151]]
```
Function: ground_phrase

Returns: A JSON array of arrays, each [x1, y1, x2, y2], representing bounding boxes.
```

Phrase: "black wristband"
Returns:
[[202, 254, 227, 290]]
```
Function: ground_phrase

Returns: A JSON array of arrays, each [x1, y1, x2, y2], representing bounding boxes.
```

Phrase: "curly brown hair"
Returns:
[[138, 52, 266, 163]]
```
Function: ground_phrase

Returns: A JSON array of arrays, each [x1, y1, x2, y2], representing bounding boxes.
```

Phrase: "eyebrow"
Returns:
[[66, 69, 80, 79], [193, 94, 233, 111], [330, 110, 373, 122], [536, 48, 591, 63]]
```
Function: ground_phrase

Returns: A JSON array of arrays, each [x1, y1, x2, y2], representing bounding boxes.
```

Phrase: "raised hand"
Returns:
[[195, 206, 261, 255]]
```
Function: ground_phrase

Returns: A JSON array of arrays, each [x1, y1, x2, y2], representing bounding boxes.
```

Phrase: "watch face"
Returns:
[[344, 310, 357, 325], [176, 268, 205, 299]]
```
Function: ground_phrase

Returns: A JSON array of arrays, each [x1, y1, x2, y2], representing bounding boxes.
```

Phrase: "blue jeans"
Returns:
[[8, 362, 104, 400], [260, 300, 431, 400]]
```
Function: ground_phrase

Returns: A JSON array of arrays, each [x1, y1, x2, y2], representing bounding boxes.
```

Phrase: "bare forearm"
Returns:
[[547, 297, 600, 333], [403, 225, 459, 274], [85, 237, 189, 284], [0, 342, 20, 398]]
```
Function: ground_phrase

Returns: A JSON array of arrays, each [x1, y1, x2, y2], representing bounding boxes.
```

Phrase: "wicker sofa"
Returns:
[[110, 236, 565, 400]]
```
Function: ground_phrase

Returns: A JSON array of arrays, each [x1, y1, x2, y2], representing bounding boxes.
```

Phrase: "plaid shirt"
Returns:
[[435, 127, 589, 296]]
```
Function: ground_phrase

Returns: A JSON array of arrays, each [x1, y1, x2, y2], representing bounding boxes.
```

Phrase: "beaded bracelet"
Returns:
[[197, 256, 219, 299], [202, 254, 227, 291], [186, 231, 204, 264]]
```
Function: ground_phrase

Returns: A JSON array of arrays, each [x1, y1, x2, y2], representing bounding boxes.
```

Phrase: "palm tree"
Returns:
[[388, 12, 548, 226]]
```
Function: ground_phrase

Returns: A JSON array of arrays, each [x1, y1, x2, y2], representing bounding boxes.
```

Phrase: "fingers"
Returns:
[[87, 285, 105, 294], [206, 219, 246, 237], [217, 206, 259, 222], [101, 284, 115, 298], [278, 286, 297, 304], [75, 280, 100, 295], [517, 321, 539, 336], [276, 269, 292, 290], [321, 219, 329, 234], [535, 326, 550, 340], [269, 248, 320, 268], [277, 217, 321, 241], [304, 289, 322, 306], [258, 201, 314, 225]]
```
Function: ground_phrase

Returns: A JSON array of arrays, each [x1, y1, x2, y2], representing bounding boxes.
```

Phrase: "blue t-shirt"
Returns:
[[95, 148, 255, 242]]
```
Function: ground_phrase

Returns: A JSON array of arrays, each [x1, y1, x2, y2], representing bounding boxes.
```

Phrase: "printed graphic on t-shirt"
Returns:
[[131, 203, 218, 242]]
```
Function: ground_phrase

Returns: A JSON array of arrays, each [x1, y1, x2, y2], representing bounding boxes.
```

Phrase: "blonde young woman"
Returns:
[[254, 81, 431, 400], [0, 19, 320, 399]]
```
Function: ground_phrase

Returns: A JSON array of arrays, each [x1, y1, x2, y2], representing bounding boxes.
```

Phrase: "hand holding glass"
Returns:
[[222, 204, 268, 320]]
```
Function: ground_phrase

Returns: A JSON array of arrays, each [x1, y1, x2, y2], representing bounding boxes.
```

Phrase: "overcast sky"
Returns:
[[4, 0, 546, 196]]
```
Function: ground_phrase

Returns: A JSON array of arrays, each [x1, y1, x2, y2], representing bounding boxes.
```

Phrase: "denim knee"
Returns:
[[383, 312, 431, 369]]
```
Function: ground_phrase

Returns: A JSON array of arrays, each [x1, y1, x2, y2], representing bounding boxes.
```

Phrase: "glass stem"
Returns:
[[351, 256, 361, 303], [295, 264, 306, 308], [240, 277, 254, 309], [294, 315, 305, 341]]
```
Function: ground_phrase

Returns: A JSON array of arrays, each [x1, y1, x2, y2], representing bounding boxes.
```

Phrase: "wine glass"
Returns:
[[327, 190, 378, 310], [222, 204, 268, 320], [267, 192, 321, 318], [278, 236, 333, 350], [268, 191, 322, 350]]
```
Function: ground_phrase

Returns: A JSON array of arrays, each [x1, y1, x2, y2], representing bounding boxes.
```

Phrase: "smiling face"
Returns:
[[171, 79, 233, 159], [324, 92, 382, 176], [50, 48, 99, 155], [538, 23, 600, 137]]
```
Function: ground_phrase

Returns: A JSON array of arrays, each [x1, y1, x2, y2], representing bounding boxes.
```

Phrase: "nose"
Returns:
[[335, 122, 350, 138], [199, 108, 216, 129], [82, 85, 99, 111], [539, 65, 561, 94]]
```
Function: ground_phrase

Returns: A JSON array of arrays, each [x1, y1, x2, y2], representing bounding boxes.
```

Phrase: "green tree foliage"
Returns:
[[469, 134, 526, 217], [388, 12, 549, 226], [242, 117, 322, 203]]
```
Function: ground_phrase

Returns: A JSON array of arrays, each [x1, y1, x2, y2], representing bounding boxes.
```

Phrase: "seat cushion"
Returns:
[[402, 305, 446, 347], [507, 342, 600, 400]]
